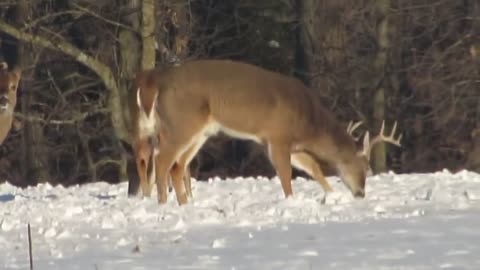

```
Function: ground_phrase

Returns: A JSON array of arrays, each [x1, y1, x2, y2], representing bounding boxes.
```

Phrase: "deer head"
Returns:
[[0, 62, 20, 115], [0, 62, 21, 145], [336, 120, 402, 196], [130, 70, 162, 197]]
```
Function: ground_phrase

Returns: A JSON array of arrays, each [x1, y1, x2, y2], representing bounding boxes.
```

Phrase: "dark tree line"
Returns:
[[0, 0, 478, 187]]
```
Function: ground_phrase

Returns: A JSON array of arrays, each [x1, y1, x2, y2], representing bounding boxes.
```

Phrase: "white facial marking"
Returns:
[[148, 92, 158, 120], [221, 127, 261, 143], [137, 87, 157, 138], [136, 87, 142, 109]]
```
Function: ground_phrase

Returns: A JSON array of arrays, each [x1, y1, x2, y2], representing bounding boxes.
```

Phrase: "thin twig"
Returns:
[[72, 3, 136, 31], [14, 108, 110, 125], [28, 223, 33, 270]]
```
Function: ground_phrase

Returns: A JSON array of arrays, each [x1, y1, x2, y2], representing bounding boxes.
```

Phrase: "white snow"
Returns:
[[1, 170, 480, 269]]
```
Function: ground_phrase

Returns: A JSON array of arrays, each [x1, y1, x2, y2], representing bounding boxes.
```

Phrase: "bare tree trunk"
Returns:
[[118, 0, 141, 133], [295, 0, 350, 86], [466, 0, 480, 172], [119, 0, 142, 195], [371, 0, 391, 173], [171, 0, 191, 60], [467, 122, 480, 172], [17, 0, 50, 184], [295, 0, 315, 85], [142, 0, 156, 69], [121, 0, 156, 195]]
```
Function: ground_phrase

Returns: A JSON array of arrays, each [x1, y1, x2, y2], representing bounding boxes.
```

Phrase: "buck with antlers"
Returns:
[[132, 59, 402, 205], [0, 62, 21, 145]]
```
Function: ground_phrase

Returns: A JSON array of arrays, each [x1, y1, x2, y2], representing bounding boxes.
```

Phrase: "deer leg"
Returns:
[[170, 136, 208, 204], [169, 162, 188, 205], [155, 127, 209, 204], [183, 167, 192, 198], [169, 153, 191, 203], [146, 151, 157, 195], [135, 151, 152, 197], [268, 142, 293, 198], [291, 152, 334, 193], [182, 136, 207, 198], [142, 146, 181, 198], [154, 145, 183, 204]]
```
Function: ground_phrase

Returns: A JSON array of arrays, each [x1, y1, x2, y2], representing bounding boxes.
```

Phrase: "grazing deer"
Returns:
[[133, 60, 402, 205], [130, 73, 193, 201], [132, 134, 193, 199], [0, 62, 21, 145]]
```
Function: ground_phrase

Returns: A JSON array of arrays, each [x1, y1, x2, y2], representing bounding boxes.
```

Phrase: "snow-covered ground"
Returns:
[[2, 170, 480, 269]]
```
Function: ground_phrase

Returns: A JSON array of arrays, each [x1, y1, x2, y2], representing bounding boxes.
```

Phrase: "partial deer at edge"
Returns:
[[0, 62, 21, 145], [133, 59, 402, 205]]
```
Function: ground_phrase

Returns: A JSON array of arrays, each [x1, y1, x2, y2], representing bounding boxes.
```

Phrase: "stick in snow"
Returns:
[[28, 223, 33, 270]]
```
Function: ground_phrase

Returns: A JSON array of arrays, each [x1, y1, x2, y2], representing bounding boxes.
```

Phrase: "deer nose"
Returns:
[[354, 189, 365, 199]]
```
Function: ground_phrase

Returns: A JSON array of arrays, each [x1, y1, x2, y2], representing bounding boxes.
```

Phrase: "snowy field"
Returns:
[[2, 170, 480, 269]]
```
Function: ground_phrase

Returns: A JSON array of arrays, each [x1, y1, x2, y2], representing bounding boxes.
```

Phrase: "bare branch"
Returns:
[[14, 108, 110, 126], [72, 3, 135, 31], [0, 20, 127, 141]]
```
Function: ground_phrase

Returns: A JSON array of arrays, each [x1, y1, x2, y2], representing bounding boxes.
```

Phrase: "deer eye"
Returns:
[[9, 84, 16, 91]]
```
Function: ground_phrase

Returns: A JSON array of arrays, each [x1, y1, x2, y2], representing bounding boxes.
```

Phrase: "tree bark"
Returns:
[[371, 0, 391, 173], [295, 0, 349, 86], [170, 0, 191, 60], [16, 0, 50, 184], [120, 0, 157, 195], [141, 0, 156, 69], [466, 0, 480, 172], [295, 0, 315, 85]]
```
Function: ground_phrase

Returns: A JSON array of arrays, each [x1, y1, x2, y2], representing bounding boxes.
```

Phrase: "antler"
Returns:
[[362, 120, 402, 160], [346, 121, 363, 141]]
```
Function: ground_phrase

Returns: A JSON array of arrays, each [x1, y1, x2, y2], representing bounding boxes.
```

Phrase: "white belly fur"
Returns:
[[290, 154, 312, 175], [204, 121, 261, 143]]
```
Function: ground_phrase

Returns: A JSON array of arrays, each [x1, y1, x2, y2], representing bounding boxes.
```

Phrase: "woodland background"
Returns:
[[0, 0, 478, 187]]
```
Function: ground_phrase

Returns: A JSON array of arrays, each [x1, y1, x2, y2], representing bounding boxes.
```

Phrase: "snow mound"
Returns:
[[1, 170, 480, 269]]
